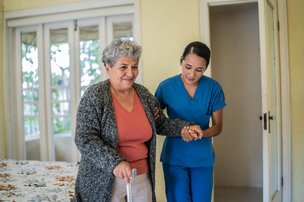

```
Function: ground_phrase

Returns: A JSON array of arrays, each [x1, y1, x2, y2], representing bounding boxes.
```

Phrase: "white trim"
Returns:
[[43, 23, 55, 161], [257, 1, 270, 199], [15, 28, 26, 160], [133, 0, 142, 83], [6, 6, 134, 27], [277, 0, 292, 201], [4, 25, 15, 159], [266, 0, 283, 200], [206, 0, 257, 6], [133, 0, 141, 44], [73, 19, 81, 163], [100, 17, 108, 82], [199, 0, 211, 77], [37, 24, 49, 161], [4, 0, 134, 19], [68, 21, 77, 163]]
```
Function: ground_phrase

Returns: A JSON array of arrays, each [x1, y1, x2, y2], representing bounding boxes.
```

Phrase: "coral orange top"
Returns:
[[112, 91, 153, 175]]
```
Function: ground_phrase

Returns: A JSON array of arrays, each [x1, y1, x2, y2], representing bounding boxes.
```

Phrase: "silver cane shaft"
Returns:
[[126, 168, 137, 202]]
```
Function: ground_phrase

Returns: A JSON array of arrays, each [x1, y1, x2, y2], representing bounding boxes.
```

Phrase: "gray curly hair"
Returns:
[[102, 39, 142, 67]]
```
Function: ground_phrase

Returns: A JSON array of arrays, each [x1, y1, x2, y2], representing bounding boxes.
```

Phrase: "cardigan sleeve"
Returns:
[[75, 84, 124, 173], [151, 95, 190, 136], [135, 83, 190, 136]]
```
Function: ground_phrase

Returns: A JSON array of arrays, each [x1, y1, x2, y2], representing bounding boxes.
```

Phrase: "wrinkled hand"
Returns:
[[113, 161, 132, 183], [181, 125, 204, 142]]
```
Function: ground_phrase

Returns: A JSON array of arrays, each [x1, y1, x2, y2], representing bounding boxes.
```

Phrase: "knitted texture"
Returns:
[[73, 80, 188, 202]]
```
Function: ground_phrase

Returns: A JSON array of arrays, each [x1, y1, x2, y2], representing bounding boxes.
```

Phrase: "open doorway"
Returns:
[[210, 3, 263, 201]]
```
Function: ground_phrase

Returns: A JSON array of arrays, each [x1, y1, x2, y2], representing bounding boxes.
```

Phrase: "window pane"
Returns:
[[52, 101, 70, 116], [24, 116, 41, 160], [52, 116, 71, 135], [23, 116, 40, 137], [52, 87, 70, 101], [23, 89, 39, 102], [79, 25, 101, 95], [113, 21, 133, 40], [22, 32, 39, 88], [23, 102, 39, 116]]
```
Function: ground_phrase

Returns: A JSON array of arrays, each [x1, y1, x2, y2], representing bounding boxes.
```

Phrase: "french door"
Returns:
[[15, 14, 135, 162], [260, 0, 282, 201]]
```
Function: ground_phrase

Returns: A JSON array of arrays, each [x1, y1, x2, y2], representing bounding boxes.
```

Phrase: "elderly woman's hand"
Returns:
[[113, 161, 132, 184]]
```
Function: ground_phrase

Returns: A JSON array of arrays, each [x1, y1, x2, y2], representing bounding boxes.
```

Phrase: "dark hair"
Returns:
[[180, 41, 211, 67]]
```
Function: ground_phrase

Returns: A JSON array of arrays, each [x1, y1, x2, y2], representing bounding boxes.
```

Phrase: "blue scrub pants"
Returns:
[[162, 163, 213, 202]]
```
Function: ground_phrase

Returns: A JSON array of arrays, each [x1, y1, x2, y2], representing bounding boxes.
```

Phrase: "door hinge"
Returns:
[[281, 176, 284, 186], [278, 21, 280, 31]]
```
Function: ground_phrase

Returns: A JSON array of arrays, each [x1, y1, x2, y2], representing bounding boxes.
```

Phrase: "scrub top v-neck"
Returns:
[[155, 74, 226, 167]]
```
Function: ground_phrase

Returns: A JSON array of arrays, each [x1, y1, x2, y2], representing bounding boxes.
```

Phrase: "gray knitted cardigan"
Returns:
[[73, 80, 188, 202]]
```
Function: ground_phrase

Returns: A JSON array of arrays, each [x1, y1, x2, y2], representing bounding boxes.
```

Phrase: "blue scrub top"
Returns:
[[155, 74, 226, 167]]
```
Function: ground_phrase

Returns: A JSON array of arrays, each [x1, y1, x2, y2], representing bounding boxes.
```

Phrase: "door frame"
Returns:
[[199, 0, 291, 201]]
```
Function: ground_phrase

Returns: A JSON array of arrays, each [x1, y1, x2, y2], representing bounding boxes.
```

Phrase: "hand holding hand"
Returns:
[[181, 126, 193, 142], [189, 125, 204, 140], [113, 161, 132, 183], [181, 125, 204, 142]]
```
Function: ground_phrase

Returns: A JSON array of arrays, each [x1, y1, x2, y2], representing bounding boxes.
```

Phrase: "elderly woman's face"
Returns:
[[106, 56, 139, 91]]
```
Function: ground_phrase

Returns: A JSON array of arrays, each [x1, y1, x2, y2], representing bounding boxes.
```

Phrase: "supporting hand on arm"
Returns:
[[181, 125, 204, 142]]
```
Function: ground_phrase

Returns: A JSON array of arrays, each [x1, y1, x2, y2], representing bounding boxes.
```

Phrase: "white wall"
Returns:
[[210, 3, 263, 188]]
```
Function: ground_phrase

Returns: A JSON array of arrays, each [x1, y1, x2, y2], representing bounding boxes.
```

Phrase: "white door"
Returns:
[[259, 0, 282, 201], [200, 0, 282, 201]]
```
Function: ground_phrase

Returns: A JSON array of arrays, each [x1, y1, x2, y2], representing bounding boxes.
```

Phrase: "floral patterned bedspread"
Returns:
[[0, 159, 78, 202]]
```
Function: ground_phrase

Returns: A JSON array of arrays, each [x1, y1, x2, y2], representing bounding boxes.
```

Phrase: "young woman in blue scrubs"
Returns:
[[155, 41, 226, 202]]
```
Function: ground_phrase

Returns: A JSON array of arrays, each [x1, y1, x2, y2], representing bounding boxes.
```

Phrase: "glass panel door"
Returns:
[[21, 31, 41, 160], [46, 23, 74, 162]]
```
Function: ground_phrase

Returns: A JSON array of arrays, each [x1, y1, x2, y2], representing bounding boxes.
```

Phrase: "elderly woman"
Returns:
[[73, 39, 202, 202]]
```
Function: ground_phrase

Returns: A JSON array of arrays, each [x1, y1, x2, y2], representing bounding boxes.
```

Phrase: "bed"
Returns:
[[0, 159, 78, 201]]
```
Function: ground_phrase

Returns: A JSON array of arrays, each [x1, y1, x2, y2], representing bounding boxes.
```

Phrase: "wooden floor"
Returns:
[[214, 186, 263, 202]]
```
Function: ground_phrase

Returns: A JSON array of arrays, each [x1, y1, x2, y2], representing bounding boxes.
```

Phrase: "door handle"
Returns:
[[259, 113, 268, 131], [259, 112, 275, 133]]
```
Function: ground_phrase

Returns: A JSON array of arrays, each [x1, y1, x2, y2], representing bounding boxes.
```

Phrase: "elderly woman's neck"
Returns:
[[110, 85, 134, 98], [110, 85, 135, 112]]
